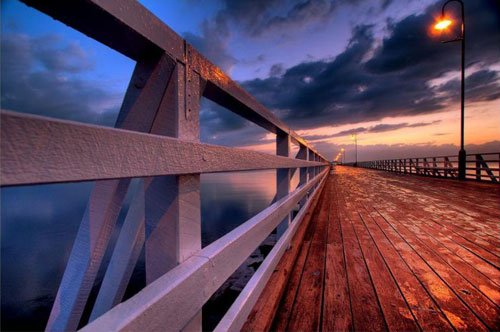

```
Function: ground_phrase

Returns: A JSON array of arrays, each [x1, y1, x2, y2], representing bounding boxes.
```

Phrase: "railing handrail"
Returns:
[[355, 152, 500, 163], [1, 1, 330, 331], [354, 152, 499, 183], [17, 0, 325, 161], [0, 111, 325, 187]]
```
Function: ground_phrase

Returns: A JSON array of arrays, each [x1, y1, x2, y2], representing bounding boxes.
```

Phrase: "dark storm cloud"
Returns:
[[269, 63, 285, 77], [184, 21, 237, 72], [212, 0, 389, 37], [1, 33, 121, 126], [304, 121, 440, 140], [239, 0, 500, 130]]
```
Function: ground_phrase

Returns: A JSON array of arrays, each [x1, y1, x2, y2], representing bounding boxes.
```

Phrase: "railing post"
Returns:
[[298, 145, 308, 207], [276, 130, 291, 237], [308, 149, 315, 184], [142, 60, 203, 331], [476, 154, 481, 181]]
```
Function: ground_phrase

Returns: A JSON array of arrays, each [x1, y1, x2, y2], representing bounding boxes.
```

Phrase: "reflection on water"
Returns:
[[1, 170, 276, 330]]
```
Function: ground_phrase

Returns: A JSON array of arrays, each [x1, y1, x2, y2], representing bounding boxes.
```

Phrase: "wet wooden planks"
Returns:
[[245, 166, 500, 331]]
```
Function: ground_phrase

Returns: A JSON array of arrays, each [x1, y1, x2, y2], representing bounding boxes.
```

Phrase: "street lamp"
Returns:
[[341, 148, 345, 164], [350, 134, 358, 166], [434, 0, 466, 180]]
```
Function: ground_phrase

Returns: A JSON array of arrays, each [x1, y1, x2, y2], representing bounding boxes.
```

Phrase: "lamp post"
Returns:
[[341, 148, 345, 164], [350, 134, 358, 166], [434, 0, 466, 180]]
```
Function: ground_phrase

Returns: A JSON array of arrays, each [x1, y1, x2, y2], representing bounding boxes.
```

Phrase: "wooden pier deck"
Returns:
[[245, 166, 500, 331]]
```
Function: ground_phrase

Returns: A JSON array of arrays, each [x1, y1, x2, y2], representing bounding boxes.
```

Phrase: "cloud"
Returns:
[[238, 0, 500, 130], [304, 120, 440, 141], [313, 140, 500, 162], [211, 0, 382, 38], [269, 63, 285, 77], [1, 33, 122, 126], [184, 21, 237, 72]]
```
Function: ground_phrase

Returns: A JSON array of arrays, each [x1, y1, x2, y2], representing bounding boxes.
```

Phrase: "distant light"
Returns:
[[434, 19, 452, 30]]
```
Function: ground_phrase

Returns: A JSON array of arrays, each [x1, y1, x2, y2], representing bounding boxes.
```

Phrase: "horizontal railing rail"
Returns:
[[0, 1, 329, 331], [355, 153, 499, 183], [80, 170, 328, 332], [0, 111, 325, 187]]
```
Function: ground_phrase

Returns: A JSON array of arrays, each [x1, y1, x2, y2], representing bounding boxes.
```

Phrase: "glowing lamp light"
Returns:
[[434, 19, 452, 30]]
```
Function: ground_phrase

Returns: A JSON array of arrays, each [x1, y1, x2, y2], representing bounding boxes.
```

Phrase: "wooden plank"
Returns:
[[349, 211, 419, 331], [352, 169, 500, 286], [336, 170, 453, 331], [45, 54, 175, 331], [379, 211, 500, 330], [286, 178, 330, 331], [270, 178, 329, 331], [20, 0, 184, 61], [338, 208, 386, 331], [188, 46, 324, 159], [360, 213, 453, 330], [322, 177, 353, 331], [81, 170, 326, 332], [19, 1, 326, 162], [241, 174, 326, 332], [271, 196, 324, 331], [0, 111, 326, 187], [214, 173, 327, 332], [269, 240, 311, 331], [90, 179, 146, 321], [365, 180, 500, 296], [370, 212, 488, 331]]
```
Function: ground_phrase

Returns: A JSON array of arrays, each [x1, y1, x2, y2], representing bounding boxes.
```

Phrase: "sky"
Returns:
[[1, 0, 499, 162]]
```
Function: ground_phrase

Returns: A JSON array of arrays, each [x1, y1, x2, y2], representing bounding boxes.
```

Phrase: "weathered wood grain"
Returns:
[[286, 178, 330, 331], [80, 170, 326, 332], [276, 130, 291, 237], [44, 54, 176, 331], [241, 173, 324, 332], [90, 179, 146, 321], [260, 167, 498, 332], [20, 0, 326, 161], [20, 0, 184, 61], [214, 172, 327, 332], [322, 180, 353, 332], [0, 111, 326, 187]]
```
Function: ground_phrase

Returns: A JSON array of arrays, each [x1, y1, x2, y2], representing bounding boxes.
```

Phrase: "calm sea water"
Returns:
[[1, 170, 293, 330]]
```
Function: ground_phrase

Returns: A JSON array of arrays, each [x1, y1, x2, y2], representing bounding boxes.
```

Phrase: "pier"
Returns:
[[245, 167, 500, 331], [1, 1, 499, 331]]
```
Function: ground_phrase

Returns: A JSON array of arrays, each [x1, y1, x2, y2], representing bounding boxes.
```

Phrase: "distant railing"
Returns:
[[355, 153, 499, 183], [0, 1, 328, 331]]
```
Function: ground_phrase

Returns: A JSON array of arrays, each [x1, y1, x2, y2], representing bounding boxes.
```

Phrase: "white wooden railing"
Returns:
[[0, 1, 329, 331]]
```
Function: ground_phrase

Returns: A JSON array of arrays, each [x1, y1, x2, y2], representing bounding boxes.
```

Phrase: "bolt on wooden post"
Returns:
[[143, 56, 204, 331]]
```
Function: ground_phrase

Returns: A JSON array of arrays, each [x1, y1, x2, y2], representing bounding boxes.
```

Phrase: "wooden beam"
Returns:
[[80, 170, 327, 332], [44, 54, 176, 331], [90, 179, 146, 321], [18, 0, 327, 162], [214, 171, 328, 332], [276, 130, 291, 237], [19, 0, 184, 61], [0, 111, 326, 187]]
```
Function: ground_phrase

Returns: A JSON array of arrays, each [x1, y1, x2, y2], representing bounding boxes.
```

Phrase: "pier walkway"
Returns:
[[245, 167, 500, 331], [2, 2, 500, 331]]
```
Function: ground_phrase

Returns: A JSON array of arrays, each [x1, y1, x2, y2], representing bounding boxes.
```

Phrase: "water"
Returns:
[[1, 170, 278, 330]]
